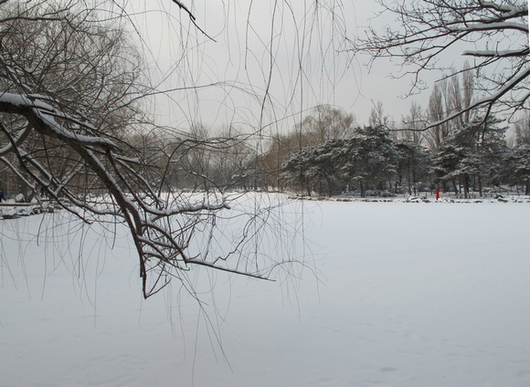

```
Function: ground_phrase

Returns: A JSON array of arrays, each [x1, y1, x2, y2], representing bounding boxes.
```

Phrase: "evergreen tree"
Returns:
[[506, 144, 530, 194], [432, 116, 507, 197], [394, 141, 430, 195], [338, 126, 398, 197], [281, 139, 344, 196]]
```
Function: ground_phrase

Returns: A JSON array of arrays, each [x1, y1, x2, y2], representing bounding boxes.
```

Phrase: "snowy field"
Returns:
[[1, 195, 530, 387]]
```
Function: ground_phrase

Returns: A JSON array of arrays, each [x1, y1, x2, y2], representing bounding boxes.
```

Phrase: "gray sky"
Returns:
[[126, 0, 466, 134]]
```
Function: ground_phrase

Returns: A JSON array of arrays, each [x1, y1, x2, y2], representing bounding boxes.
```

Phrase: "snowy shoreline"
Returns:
[[2, 193, 529, 221], [289, 194, 530, 204]]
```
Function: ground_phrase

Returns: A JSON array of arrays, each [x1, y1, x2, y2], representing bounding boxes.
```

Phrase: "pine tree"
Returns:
[[338, 126, 398, 197], [506, 145, 530, 195]]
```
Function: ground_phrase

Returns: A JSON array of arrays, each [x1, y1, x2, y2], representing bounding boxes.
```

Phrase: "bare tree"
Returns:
[[425, 83, 449, 148], [261, 105, 356, 192], [293, 105, 357, 147], [513, 111, 530, 145], [401, 101, 425, 145], [0, 1, 298, 299], [209, 126, 255, 189], [462, 62, 475, 124], [422, 67, 479, 149], [349, 0, 529, 129], [368, 101, 387, 128]]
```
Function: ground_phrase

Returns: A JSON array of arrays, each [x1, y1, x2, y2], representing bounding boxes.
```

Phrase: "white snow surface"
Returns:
[[1, 195, 530, 387]]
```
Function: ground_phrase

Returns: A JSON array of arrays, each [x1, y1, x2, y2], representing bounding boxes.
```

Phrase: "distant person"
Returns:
[[0, 187, 4, 202]]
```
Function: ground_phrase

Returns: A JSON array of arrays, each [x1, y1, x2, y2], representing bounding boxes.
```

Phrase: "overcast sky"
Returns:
[[125, 0, 470, 135]]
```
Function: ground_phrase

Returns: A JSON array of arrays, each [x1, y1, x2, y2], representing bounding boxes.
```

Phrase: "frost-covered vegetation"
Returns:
[[267, 106, 530, 198]]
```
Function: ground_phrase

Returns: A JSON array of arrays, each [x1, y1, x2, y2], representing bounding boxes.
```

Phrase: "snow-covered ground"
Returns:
[[1, 196, 530, 387]]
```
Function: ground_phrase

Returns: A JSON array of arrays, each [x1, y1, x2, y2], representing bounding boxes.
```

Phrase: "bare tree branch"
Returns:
[[0, 1, 294, 299], [349, 0, 529, 128]]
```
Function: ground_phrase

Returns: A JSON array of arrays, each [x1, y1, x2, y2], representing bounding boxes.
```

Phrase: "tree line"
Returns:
[[266, 104, 530, 198], [129, 98, 530, 199]]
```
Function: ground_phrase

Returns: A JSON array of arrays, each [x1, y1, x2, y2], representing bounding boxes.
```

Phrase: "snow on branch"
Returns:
[[0, 0, 301, 300], [418, 66, 530, 132], [451, 22, 529, 34], [463, 48, 530, 57], [350, 0, 529, 123], [0, 89, 287, 298]]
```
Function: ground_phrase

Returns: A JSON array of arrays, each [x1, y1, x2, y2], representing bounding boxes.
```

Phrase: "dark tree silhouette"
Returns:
[[349, 0, 529, 128], [0, 1, 298, 298]]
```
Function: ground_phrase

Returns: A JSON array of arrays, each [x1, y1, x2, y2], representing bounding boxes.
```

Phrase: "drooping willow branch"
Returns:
[[0, 91, 280, 297]]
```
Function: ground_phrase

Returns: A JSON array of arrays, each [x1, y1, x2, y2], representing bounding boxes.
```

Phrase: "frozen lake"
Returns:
[[1, 196, 530, 386]]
